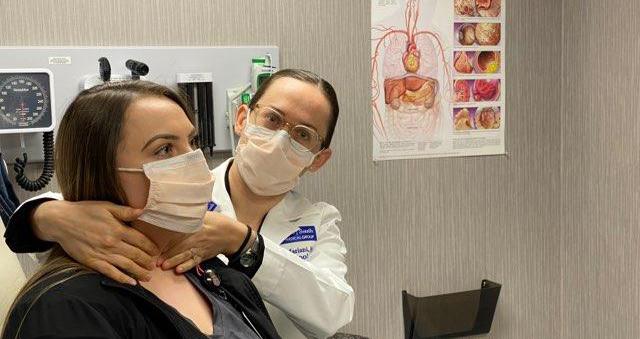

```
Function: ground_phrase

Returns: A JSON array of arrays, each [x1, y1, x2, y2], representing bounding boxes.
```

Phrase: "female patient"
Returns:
[[2, 81, 279, 339]]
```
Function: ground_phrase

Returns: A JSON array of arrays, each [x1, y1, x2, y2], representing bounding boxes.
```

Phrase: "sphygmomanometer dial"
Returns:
[[0, 73, 51, 129], [0, 70, 53, 133]]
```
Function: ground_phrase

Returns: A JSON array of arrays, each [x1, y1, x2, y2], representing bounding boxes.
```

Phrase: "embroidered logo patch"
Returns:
[[281, 226, 317, 245]]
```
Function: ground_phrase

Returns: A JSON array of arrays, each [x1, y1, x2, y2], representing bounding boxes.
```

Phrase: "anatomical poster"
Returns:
[[372, 0, 505, 160]]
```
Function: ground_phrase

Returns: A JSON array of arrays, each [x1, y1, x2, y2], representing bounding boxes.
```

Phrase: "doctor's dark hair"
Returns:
[[56, 80, 194, 203], [248, 69, 340, 149], [1, 81, 195, 337]]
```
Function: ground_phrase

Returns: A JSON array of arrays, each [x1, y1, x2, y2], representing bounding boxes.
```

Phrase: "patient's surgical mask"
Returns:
[[235, 119, 317, 196], [118, 149, 214, 233]]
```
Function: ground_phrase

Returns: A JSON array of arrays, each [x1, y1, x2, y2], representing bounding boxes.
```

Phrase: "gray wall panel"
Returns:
[[561, 1, 640, 338]]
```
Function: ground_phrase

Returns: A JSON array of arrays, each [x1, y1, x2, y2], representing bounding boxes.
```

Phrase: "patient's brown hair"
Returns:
[[56, 80, 194, 203], [2, 81, 194, 337]]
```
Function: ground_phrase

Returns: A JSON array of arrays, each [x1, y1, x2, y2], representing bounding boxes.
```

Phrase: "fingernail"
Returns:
[[176, 267, 183, 273], [156, 258, 163, 266], [128, 279, 138, 286]]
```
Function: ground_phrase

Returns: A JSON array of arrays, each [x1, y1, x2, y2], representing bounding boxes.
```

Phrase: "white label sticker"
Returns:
[[177, 72, 213, 83], [48, 56, 72, 65]]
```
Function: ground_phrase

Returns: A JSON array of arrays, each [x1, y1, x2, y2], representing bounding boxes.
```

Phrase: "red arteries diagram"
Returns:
[[371, 0, 452, 141]]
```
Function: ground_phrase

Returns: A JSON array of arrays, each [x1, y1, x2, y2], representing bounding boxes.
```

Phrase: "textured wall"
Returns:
[[561, 0, 640, 338], [2, 1, 637, 338]]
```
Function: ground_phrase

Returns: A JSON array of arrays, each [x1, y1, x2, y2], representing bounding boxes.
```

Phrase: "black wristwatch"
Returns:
[[239, 233, 260, 268]]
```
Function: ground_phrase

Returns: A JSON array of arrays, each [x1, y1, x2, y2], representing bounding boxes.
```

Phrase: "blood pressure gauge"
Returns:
[[0, 69, 55, 134], [0, 69, 56, 192]]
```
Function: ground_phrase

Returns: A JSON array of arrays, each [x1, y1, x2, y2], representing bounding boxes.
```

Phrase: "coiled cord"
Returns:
[[13, 132, 54, 192]]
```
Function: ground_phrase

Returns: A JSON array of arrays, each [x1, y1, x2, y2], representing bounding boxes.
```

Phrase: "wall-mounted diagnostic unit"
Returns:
[[0, 69, 55, 191]]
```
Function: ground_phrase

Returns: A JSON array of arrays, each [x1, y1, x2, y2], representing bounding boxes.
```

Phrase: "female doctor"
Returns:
[[4, 69, 354, 338]]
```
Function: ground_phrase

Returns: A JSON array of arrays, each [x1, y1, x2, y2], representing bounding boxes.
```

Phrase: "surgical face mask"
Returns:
[[118, 149, 214, 233], [235, 120, 317, 196]]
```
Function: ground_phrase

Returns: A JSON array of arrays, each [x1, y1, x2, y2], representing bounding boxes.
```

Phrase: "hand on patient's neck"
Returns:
[[132, 220, 188, 265], [228, 162, 286, 228]]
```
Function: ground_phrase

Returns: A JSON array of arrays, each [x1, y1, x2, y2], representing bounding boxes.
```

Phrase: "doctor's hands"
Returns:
[[158, 212, 247, 273], [32, 200, 159, 285]]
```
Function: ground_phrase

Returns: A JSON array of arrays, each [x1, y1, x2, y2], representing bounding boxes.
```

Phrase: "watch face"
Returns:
[[240, 253, 256, 268]]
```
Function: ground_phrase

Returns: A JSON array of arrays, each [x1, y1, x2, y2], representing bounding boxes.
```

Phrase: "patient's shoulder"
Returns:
[[26, 271, 131, 309], [4, 271, 135, 338]]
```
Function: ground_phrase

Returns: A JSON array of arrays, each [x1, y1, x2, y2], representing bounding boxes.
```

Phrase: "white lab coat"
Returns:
[[17, 158, 354, 338], [211, 159, 354, 339]]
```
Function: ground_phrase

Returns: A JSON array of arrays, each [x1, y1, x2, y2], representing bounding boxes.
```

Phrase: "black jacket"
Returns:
[[2, 258, 281, 339]]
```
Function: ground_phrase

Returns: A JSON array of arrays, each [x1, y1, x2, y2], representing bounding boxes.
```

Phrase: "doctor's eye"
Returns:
[[266, 112, 280, 123], [293, 128, 311, 141], [259, 110, 283, 129]]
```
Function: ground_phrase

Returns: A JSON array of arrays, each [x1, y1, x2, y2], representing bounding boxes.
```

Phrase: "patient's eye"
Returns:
[[154, 143, 173, 157], [190, 135, 200, 148]]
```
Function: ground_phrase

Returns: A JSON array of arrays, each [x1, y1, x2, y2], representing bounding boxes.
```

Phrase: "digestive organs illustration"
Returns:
[[372, 0, 452, 141]]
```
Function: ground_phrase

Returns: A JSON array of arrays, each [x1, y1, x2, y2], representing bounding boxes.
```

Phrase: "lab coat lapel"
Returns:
[[211, 158, 237, 219], [261, 191, 311, 245]]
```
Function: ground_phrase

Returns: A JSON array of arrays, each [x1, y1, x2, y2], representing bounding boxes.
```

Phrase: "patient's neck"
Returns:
[[130, 222, 213, 335], [131, 221, 187, 258]]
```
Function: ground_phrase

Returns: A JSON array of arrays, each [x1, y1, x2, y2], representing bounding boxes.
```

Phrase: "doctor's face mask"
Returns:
[[235, 115, 318, 196]]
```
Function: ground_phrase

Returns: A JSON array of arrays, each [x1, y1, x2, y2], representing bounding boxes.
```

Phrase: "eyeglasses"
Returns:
[[250, 104, 325, 152]]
